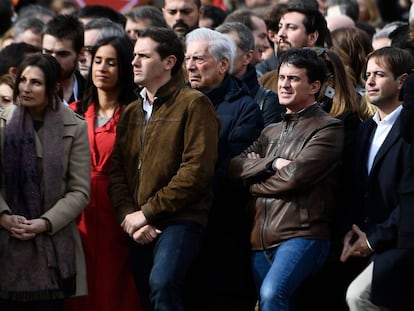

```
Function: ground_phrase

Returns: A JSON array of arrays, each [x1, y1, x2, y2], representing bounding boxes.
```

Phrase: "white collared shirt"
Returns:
[[63, 75, 79, 106], [140, 88, 153, 122], [367, 105, 402, 174]]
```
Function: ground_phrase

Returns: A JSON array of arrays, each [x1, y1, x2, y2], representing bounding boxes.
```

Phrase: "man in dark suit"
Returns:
[[42, 15, 85, 105], [399, 73, 414, 252], [341, 46, 414, 311]]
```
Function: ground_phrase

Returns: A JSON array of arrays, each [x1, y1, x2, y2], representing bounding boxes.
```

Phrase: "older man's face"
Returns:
[[185, 39, 227, 91]]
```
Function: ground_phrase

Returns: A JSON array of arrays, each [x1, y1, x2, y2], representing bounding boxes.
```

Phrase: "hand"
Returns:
[[9, 218, 48, 240], [0, 213, 35, 240], [0, 213, 27, 231], [247, 152, 261, 160], [121, 210, 148, 236], [272, 158, 291, 170], [340, 224, 373, 262], [132, 224, 162, 245]]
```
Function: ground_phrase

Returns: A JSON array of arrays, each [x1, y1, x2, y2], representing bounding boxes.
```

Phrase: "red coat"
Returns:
[[64, 102, 140, 311]]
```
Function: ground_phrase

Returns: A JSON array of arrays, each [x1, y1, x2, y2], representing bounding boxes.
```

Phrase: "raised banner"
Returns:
[[73, 0, 139, 13]]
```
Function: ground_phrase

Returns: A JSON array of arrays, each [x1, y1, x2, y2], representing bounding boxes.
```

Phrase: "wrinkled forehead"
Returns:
[[185, 40, 210, 55], [164, 0, 199, 10]]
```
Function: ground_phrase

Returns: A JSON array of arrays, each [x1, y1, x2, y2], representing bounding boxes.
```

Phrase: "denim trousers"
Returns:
[[252, 237, 331, 311], [129, 221, 205, 311]]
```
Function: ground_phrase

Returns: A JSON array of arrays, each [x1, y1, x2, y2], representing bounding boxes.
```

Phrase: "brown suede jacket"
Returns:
[[109, 72, 219, 227], [259, 69, 278, 93], [229, 104, 344, 250]]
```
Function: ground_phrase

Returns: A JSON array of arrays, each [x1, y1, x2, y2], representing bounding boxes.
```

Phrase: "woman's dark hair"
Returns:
[[14, 54, 61, 111], [77, 35, 135, 115]]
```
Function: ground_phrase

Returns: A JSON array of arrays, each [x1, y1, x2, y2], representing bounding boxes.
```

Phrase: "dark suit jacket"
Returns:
[[68, 70, 86, 104], [353, 114, 414, 311], [399, 99, 414, 248]]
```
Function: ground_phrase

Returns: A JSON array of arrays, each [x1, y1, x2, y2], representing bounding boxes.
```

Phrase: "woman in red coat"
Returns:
[[64, 35, 140, 311]]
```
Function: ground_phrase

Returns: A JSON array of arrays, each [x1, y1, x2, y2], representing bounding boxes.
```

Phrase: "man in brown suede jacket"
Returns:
[[109, 27, 219, 311]]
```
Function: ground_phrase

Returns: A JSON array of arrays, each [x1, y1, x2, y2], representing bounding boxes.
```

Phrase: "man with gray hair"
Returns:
[[224, 9, 270, 65], [216, 22, 283, 125], [124, 6, 167, 44], [79, 17, 125, 78], [371, 21, 407, 50], [185, 27, 263, 311], [13, 17, 44, 48]]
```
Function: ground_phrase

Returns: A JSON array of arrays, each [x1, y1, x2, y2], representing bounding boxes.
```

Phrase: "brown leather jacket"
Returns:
[[109, 72, 219, 227], [229, 104, 344, 250]]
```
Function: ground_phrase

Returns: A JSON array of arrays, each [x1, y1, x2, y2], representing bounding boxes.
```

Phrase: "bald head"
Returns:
[[325, 14, 355, 32]]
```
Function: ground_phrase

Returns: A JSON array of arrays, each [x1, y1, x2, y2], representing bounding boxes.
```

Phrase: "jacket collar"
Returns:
[[282, 103, 320, 121], [204, 74, 249, 106], [0, 105, 15, 122], [240, 64, 260, 94], [61, 101, 81, 125], [151, 68, 187, 106]]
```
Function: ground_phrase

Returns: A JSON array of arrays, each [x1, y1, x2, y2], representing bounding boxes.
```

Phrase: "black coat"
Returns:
[[190, 74, 263, 311], [240, 64, 284, 126], [399, 87, 414, 249], [352, 115, 414, 311]]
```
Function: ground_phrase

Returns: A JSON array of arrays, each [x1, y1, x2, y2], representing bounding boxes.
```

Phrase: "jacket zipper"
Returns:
[[275, 120, 290, 156], [260, 197, 268, 249], [137, 108, 148, 175], [260, 119, 291, 249]]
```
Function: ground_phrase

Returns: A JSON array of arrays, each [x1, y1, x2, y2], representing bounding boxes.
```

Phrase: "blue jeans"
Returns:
[[129, 222, 205, 311], [252, 238, 330, 311]]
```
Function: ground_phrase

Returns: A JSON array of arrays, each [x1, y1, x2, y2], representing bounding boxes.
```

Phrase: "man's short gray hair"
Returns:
[[215, 22, 255, 53], [85, 17, 126, 39], [186, 27, 236, 74]]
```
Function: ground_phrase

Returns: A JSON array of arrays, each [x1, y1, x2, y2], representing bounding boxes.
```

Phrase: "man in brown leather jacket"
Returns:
[[229, 48, 344, 311]]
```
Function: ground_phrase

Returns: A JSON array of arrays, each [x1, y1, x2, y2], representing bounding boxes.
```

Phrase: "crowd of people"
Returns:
[[0, 0, 413, 311]]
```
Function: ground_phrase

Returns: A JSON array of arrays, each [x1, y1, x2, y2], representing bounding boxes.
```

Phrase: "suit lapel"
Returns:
[[358, 118, 377, 180], [370, 116, 401, 176]]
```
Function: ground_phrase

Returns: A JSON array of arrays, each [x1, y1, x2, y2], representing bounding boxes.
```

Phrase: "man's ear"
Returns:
[[164, 55, 177, 72], [308, 31, 319, 47], [397, 73, 409, 91], [8, 67, 17, 75], [310, 80, 321, 96], [268, 30, 278, 43], [198, 6, 205, 20], [219, 57, 230, 75], [244, 50, 254, 66]]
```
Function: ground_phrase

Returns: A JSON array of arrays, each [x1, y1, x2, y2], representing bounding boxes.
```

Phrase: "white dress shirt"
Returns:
[[367, 105, 402, 174]]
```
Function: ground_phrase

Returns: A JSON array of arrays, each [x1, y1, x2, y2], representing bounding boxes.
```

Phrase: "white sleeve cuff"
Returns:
[[366, 238, 374, 252]]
